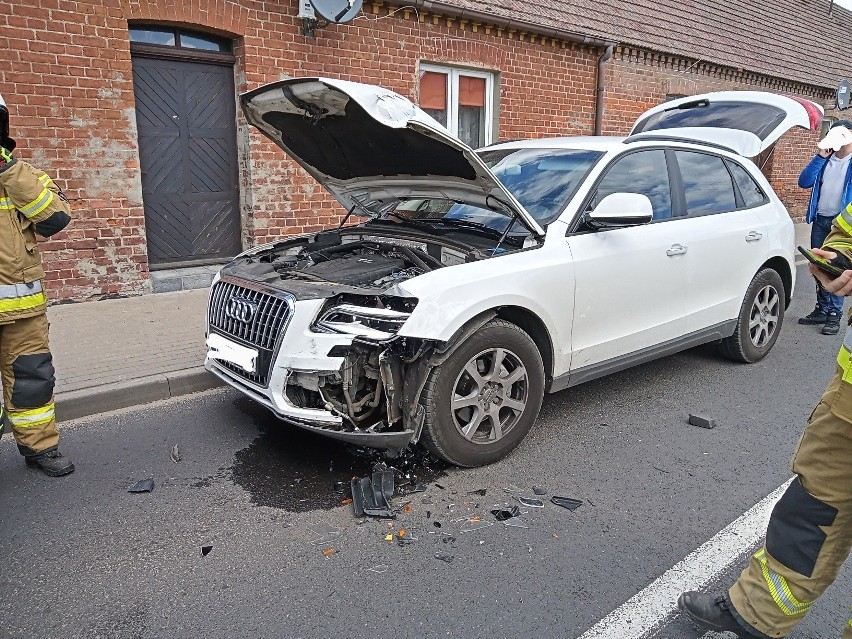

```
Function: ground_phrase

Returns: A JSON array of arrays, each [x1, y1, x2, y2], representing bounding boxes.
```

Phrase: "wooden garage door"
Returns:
[[132, 53, 241, 268]]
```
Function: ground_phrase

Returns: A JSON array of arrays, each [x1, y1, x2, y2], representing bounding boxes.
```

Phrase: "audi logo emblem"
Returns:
[[225, 296, 258, 323]]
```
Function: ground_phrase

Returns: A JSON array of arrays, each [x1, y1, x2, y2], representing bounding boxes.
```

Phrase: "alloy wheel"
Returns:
[[450, 347, 529, 444], [748, 284, 780, 348]]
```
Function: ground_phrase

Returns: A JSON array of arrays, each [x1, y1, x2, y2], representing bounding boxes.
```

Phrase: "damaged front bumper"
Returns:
[[205, 295, 428, 450]]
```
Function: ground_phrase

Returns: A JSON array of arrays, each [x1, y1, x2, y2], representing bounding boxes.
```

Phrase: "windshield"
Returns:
[[375, 147, 602, 233]]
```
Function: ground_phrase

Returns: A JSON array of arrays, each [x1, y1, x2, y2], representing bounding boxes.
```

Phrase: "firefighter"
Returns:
[[0, 92, 73, 476], [678, 205, 852, 637]]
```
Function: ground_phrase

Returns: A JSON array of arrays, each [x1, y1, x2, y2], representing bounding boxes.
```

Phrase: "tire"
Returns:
[[420, 319, 545, 467], [719, 268, 785, 363]]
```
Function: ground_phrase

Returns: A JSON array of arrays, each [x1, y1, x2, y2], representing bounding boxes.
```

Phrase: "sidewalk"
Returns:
[[44, 222, 813, 422]]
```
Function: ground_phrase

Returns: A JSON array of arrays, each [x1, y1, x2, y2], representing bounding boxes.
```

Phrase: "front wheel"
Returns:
[[420, 319, 545, 467], [719, 268, 785, 363]]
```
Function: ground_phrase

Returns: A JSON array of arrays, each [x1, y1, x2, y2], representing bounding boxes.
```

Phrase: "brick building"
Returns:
[[1, 0, 851, 301]]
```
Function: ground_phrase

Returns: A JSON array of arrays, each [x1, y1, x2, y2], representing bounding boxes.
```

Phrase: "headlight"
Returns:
[[315, 304, 411, 340]]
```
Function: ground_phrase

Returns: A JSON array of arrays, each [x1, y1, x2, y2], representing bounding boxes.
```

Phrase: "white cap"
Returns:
[[818, 125, 852, 151]]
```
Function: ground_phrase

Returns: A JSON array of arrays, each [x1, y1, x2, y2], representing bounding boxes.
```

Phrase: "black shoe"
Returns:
[[677, 592, 758, 637], [822, 311, 842, 335], [799, 308, 828, 324], [26, 449, 74, 477]]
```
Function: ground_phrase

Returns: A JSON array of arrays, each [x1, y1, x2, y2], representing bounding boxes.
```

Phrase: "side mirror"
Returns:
[[585, 193, 654, 229]]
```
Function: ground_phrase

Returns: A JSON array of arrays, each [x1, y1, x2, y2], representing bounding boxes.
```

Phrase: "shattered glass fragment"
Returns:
[[460, 518, 493, 534], [503, 485, 523, 494], [491, 506, 521, 521], [170, 444, 181, 463], [442, 535, 456, 544], [518, 497, 545, 508], [201, 545, 213, 557], [434, 551, 454, 563], [397, 536, 417, 547], [333, 480, 348, 493], [533, 486, 546, 495], [504, 518, 529, 528], [368, 564, 389, 573], [421, 497, 434, 505], [308, 522, 343, 545], [551, 496, 583, 511], [413, 483, 427, 493], [128, 478, 155, 493]]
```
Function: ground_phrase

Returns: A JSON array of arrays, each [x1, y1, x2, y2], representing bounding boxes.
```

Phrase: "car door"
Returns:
[[669, 149, 775, 332], [566, 148, 689, 375], [629, 91, 822, 156]]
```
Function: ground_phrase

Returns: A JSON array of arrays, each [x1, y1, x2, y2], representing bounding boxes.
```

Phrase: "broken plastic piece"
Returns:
[[128, 478, 155, 493], [403, 504, 412, 513], [350, 469, 395, 518], [434, 551, 454, 563], [398, 529, 407, 537], [201, 545, 213, 557], [688, 413, 716, 429], [397, 536, 417, 547], [461, 518, 493, 534], [367, 564, 389, 573], [434, 483, 446, 490], [533, 485, 546, 495], [491, 506, 521, 521], [433, 521, 442, 528], [551, 496, 583, 511], [426, 510, 431, 518], [323, 547, 336, 557], [341, 498, 353, 506], [384, 534, 394, 542], [518, 497, 545, 508], [308, 522, 343, 545], [170, 444, 181, 463]]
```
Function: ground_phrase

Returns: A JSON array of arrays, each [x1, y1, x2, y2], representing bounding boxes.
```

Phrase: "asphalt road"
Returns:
[[1, 265, 850, 639]]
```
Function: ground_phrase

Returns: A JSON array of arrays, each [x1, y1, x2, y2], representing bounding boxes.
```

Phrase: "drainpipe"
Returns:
[[594, 44, 615, 136]]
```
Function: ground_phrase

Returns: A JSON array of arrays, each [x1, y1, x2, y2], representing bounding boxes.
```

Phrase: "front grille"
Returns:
[[208, 278, 293, 387]]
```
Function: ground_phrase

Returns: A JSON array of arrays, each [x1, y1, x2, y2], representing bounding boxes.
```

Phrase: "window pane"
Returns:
[[727, 160, 767, 208], [420, 71, 447, 110], [179, 32, 229, 51], [458, 105, 485, 148], [459, 76, 485, 107], [129, 27, 175, 46], [423, 108, 448, 128], [676, 151, 737, 215], [594, 150, 672, 220]]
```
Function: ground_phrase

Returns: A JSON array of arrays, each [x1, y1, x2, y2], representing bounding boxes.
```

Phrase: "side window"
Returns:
[[591, 150, 672, 220], [675, 151, 737, 216], [726, 160, 768, 208]]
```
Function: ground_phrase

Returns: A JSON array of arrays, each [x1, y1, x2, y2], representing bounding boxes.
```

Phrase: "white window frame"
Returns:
[[419, 63, 495, 147]]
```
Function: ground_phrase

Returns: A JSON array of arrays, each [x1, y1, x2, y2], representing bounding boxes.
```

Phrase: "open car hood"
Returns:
[[241, 78, 545, 236], [629, 91, 823, 157]]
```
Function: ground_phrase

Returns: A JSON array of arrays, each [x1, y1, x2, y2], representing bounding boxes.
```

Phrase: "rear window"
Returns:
[[726, 160, 768, 208], [633, 100, 786, 140], [675, 151, 737, 216]]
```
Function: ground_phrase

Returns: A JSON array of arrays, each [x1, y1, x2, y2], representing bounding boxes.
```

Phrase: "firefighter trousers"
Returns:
[[0, 313, 59, 456], [727, 368, 852, 638]]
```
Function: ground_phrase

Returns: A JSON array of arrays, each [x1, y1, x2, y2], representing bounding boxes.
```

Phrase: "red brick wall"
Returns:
[[604, 48, 834, 220], [0, 1, 833, 302]]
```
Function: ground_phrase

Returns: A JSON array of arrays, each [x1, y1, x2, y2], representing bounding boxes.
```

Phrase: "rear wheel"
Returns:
[[420, 319, 545, 467], [719, 268, 785, 363]]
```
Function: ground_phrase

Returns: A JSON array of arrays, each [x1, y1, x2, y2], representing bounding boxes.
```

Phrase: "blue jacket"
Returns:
[[799, 154, 852, 223]]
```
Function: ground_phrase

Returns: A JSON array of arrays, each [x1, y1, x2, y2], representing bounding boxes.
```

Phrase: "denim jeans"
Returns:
[[812, 215, 844, 314]]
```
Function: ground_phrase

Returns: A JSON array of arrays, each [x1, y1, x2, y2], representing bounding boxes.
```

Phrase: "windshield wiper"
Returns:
[[418, 217, 505, 238]]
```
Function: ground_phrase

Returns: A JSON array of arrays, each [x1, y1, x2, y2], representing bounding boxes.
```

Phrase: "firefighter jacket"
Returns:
[[823, 204, 852, 423], [0, 159, 70, 323]]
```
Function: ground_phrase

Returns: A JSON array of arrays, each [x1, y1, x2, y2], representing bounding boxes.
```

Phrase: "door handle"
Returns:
[[745, 231, 763, 242], [666, 244, 687, 256]]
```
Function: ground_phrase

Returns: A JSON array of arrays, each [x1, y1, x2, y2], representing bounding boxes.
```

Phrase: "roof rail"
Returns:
[[622, 134, 735, 154]]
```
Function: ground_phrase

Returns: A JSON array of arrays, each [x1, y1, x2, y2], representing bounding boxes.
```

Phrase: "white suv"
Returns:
[[205, 78, 819, 467]]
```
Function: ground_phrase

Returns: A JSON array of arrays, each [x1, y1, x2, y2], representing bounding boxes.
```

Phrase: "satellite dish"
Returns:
[[838, 79, 850, 111], [309, 0, 362, 23]]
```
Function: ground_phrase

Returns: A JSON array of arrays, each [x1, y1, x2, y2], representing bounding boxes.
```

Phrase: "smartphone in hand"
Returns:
[[798, 246, 852, 277]]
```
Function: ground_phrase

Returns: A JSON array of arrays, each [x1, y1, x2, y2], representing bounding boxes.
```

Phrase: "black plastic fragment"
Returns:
[[128, 478, 155, 493], [551, 496, 583, 511], [350, 470, 395, 518], [434, 483, 446, 490], [491, 505, 521, 521], [688, 413, 716, 429], [433, 521, 442, 528], [468, 488, 487, 496], [533, 486, 547, 495], [201, 545, 213, 557]]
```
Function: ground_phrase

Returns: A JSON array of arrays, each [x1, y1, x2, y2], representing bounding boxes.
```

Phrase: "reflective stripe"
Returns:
[[838, 328, 852, 384], [38, 174, 53, 188], [0, 290, 46, 313], [8, 403, 55, 428], [755, 549, 812, 616], [0, 281, 43, 299], [0, 197, 12, 210], [837, 207, 852, 237], [18, 187, 54, 219]]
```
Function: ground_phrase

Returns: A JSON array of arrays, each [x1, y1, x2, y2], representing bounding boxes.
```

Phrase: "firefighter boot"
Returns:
[[678, 592, 760, 637], [26, 449, 74, 477]]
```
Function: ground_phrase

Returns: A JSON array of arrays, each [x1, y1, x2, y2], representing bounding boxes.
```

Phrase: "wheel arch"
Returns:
[[759, 256, 793, 307], [494, 306, 555, 391]]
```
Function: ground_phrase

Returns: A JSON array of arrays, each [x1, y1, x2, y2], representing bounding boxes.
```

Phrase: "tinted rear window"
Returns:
[[633, 101, 786, 140], [676, 151, 737, 216]]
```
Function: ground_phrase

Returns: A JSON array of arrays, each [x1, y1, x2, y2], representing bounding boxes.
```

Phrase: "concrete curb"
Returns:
[[56, 367, 224, 421]]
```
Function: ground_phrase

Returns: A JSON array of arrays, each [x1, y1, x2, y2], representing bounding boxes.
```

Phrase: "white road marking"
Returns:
[[577, 478, 794, 639]]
